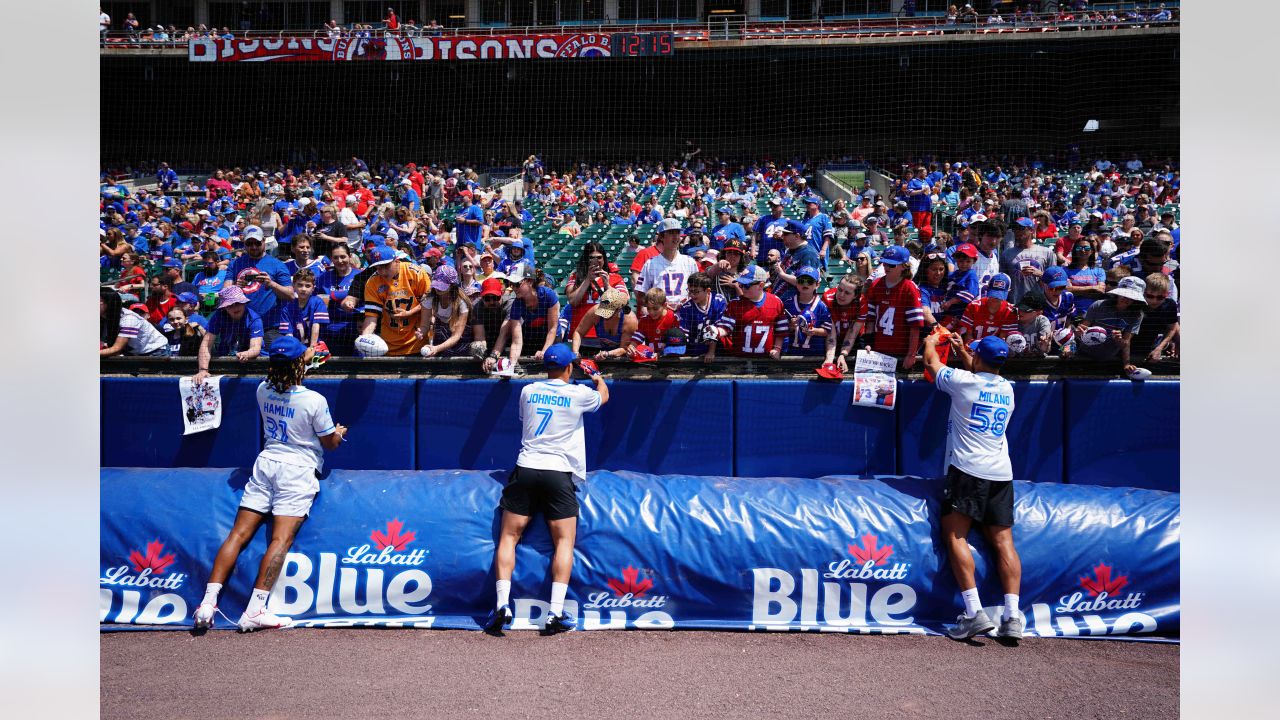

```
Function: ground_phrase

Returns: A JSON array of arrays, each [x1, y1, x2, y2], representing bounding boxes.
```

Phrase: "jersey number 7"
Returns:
[[535, 408, 554, 436]]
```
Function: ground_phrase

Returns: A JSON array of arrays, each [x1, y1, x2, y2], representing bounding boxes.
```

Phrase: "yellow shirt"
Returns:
[[363, 261, 430, 356]]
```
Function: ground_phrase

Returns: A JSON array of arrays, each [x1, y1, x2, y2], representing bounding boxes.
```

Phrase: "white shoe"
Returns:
[[193, 602, 217, 629], [237, 608, 294, 632]]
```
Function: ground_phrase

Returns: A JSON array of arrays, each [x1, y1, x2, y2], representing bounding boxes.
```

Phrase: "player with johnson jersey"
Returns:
[[360, 245, 432, 356], [836, 246, 924, 370], [714, 265, 788, 358], [484, 344, 609, 638], [192, 337, 348, 633], [923, 333, 1024, 643]]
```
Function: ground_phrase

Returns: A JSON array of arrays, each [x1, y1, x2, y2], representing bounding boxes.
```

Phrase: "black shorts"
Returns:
[[500, 465, 579, 521], [941, 465, 1015, 527]]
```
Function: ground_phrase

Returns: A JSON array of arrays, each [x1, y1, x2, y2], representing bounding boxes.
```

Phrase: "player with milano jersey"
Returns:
[[835, 246, 924, 371], [713, 265, 788, 358]]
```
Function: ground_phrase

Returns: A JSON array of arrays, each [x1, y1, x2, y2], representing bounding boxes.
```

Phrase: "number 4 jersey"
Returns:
[[256, 382, 337, 472], [859, 277, 924, 357], [934, 367, 1015, 481]]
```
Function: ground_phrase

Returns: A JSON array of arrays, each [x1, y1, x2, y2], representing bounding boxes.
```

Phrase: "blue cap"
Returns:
[[1015, 217, 1035, 228], [781, 219, 807, 235], [1041, 266, 1068, 288], [269, 336, 307, 361], [803, 194, 823, 205], [367, 245, 399, 267], [683, 245, 709, 256], [176, 292, 199, 304], [543, 343, 577, 368], [736, 265, 768, 285], [986, 273, 1012, 300], [163, 258, 183, 268], [880, 246, 911, 266], [969, 336, 1010, 365], [716, 206, 735, 215], [795, 266, 821, 281]]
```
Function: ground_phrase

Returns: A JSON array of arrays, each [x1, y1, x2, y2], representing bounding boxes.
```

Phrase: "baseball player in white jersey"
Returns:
[[923, 332, 1024, 642], [484, 344, 609, 636], [193, 336, 348, 632]]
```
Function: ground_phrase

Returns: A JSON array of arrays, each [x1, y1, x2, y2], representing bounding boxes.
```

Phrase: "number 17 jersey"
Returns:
[[934, 367, 1015, 481]]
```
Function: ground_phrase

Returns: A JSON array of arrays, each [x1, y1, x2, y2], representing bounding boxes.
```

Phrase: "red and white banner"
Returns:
[[189, 34, 614, 62]]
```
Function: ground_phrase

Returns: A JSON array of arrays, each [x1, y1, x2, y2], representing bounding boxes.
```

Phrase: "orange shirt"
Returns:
[[363, 261, 431, 356]]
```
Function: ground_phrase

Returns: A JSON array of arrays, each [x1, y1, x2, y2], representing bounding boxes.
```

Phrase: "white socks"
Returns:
[[495, 579, 511, 609], [549, 582, 568, 616], [245, 588, 270, 616], [202, 583, 222, 606], [961, 587, 983, 618], [1003, 594, 1020, 621]]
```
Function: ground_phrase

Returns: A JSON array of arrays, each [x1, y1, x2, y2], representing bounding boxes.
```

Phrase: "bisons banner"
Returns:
[[101, 469, 1179, 639], [189, 34, 616, 62]]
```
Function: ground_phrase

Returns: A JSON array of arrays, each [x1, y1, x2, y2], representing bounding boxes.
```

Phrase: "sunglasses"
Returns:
[[797, 278, 817, 285], [924, 252, 945, 260], [1143, 292, 1167, 302]]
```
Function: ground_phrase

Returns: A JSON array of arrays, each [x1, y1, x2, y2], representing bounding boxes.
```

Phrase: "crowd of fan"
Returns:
[[99, 154, 1179, 378], [100, 6, 446, 44]]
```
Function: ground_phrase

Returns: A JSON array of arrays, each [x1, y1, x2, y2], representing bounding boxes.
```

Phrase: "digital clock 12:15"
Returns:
[[609, 32, 675, 57]]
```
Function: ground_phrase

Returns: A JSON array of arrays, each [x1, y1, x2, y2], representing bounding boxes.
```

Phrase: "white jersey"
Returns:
[[117, 311, 167, 355], [636, 253, 699, 307], [516, 379, 602, 483], [255, 381, 336, 471], [934, 367, 1015, 481]]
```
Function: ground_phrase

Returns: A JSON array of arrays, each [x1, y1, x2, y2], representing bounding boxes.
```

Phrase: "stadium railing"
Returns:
[[99, 8, 1178, 50]]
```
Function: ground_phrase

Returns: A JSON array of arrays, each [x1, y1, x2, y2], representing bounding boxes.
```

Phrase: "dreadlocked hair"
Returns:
[[266, 356, 307, 394]]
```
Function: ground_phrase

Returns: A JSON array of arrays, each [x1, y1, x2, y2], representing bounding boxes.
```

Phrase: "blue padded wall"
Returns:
[[1063, 380, 1179, 491], [100, 376, 260, 468], [733, 380, 896, 477], [303, 378, 416, 470]]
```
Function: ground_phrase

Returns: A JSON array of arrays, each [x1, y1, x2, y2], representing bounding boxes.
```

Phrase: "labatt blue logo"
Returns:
[[100, 539, 190, 625]]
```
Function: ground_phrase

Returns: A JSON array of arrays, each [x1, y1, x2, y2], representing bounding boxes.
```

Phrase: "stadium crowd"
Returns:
[[100, 154, 1180, 378]]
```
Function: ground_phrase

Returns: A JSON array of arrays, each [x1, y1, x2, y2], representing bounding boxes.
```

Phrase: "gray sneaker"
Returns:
[[947, 609, 996, 640], [997, 614, 1024, 640]]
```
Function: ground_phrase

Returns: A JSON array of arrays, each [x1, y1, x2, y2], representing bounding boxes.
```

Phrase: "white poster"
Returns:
[[179, 376, 223, 435], [851, 349, 897, 411]]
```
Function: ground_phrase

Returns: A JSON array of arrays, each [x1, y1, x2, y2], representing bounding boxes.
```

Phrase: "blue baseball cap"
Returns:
[[176, 292, 199, 305], [879, 246, 911, 266], [795, 266, 821, 282], [543, 343, 577, 368], [803, 194, 823, 205], [1041, 266, 1068, 288], [269, 336, 307, 361], [1015, 217, 1035, 228], [781, 219, 807, 235], [716, 206, 735, 215], [736, 265, 769, 285], [986, 273, 1012, 300], [367, 245, 399, 267], [163, 258, 183, 268], [969, 336, 1010, 365]]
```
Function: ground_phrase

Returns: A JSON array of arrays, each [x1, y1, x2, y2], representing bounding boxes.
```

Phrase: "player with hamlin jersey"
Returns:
[[485, 344, 609, 637], [193, 337, 348, 632], [835, 246, 924, 372], [712, 265, 788, 358], [922, 332, 1024, 642], [636, 218, 700, 311]]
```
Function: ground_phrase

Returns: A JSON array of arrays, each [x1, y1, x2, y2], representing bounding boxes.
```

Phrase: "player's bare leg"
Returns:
[[486, 509, 531, 635], [983, 523, 1024, 640], [238, 514, 305, 632], [194, 508, 266, 629], [942, 511, 996, 639], [542, 516, 578, 635]]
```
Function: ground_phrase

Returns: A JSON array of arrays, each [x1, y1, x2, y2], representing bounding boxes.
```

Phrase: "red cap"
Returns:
[[405, 162, 417, 169], [953, 243, 978, 259], [815, 362, 845, 381], [425, 248, 443, 259], [480, 278, 504, 297], [179, 221, 195, 231]]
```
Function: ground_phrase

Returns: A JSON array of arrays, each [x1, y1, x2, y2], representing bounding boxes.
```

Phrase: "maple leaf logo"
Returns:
[[1080, 562, 1130, 597], [848, 533, 894, 566], [370, 519, 415, 551], [607, 566, 654, 598], [129, 540, 176, 575]]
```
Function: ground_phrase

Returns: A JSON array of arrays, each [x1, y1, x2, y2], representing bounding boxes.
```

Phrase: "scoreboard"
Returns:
[[609, 32, 676, 57]]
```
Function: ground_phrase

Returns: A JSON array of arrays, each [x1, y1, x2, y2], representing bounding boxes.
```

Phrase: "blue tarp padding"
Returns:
[[1064, 380, 1180, 491], [417, 379, 734, 476], [733, 380, 897, 477], [100, 468, 1178, 638], [304, 379, 416, 470], [897, 380, 1065, 483], [100, 377, 261, 468]]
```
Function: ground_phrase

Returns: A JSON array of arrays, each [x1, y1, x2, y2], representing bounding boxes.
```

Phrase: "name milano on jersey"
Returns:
[[934, 367, 1015, 481], [256, 382, 337, 471], [517, 379, 603, 482]]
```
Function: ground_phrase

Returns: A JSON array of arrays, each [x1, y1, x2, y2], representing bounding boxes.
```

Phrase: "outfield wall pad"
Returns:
[[100, 377, 1179, 490], [100, 468, 1179, 638]]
